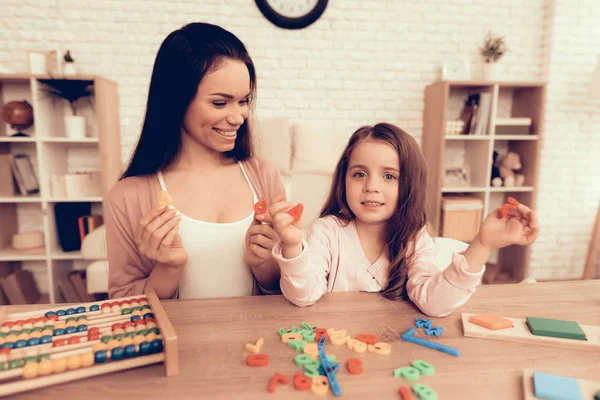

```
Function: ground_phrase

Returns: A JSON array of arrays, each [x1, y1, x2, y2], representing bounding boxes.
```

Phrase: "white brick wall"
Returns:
[[1, 0, 598, 279]]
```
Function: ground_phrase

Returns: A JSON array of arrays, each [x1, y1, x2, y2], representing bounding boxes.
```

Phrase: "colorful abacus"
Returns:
[[0, 288, 178, 398]]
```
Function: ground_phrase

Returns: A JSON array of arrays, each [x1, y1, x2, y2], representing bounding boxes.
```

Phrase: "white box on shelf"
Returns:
[[51, 172, 101, 198]]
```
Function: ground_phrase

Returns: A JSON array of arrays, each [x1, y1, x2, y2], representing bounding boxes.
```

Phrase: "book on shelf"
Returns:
[[459, 92, 493, 136], [77, 215, 104, 242], [11, 154, 39, 196]]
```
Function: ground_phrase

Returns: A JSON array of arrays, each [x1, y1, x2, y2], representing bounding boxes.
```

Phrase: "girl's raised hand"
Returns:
[[477, 201, 540, 251]]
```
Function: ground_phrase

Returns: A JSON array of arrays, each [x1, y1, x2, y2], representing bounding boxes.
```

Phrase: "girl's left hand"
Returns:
[[477, 202, 540, 251]]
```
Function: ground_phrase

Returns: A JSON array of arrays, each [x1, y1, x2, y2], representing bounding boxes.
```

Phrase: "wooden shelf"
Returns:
[[445, 136, 491, 140], [424, 81, 545, 283], [493, 135, 538, 141], [40, 137, 99, 144], [0, 74, 121, 304], [0, 248, 46, 262], [0, 196, 42, 203], [50, 250, 83, 260], [46, 197, 103, 203]]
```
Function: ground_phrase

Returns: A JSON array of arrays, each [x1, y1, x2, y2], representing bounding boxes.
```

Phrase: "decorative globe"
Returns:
[[1, 100, 34, 135]]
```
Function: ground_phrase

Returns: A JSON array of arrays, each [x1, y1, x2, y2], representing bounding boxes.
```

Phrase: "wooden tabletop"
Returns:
[[5, 280, 600, 399]]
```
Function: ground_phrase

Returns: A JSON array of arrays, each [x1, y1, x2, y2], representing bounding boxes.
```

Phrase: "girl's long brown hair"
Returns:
[[320, 123, 429, 300]]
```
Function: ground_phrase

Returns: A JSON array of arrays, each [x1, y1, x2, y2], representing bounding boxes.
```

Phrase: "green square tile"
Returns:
[[526, 317, 587, 341]]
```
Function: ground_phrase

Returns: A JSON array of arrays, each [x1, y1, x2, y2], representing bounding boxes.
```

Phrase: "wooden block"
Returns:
[[468, 313, 513, 330], [462, 313, 600, 350], [522, 369, 600, 400], [533, 371, 583, 400], [526, 317, 587, 341]]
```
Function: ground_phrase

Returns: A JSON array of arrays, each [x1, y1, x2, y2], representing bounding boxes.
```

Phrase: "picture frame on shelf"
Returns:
[[11, 154, 39, 195], [443, 165, 471, 187]]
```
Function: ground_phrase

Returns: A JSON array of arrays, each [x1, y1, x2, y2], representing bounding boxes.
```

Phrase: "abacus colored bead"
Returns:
[[8, 330, 19, 337], [121, 308, 132, 315], [125, 332, 136, 338], [54, 322, 66, 330], [0, 348, 10, 355], [145, 333, 157, 343], [40, 335, 52, 344], [133, 336, 145, 346], [53, 329, 65, 336], [33, 321, 44, 329], [31, 327, 43, 333], [37, 353, 51, 362], [65, 326, 77, 335], [150, 339, 163, 353], [133, 319, 145, 328], [67, 336, 80, 345], [144, 317, 156, 324], [76, 325, 87, 333], [110, 305, 121, 313], [94, 350, 107, 363], [145, 322, 157, 330], [135, 329, 148, 336], [17, 333, 30, 341], [15, 340, 27, 348], [23, 323, 33, 330], [80, 352, 94, 367], [124, 344, 137, 357], [87, 332, 100, 341], [56, 310, 66, 317], [66, 308, 76, 315], [143, 313, 154, 320], [29, 331, 41, 339], [0, 332, 6, 337], [3, 342, 14, 349], [0, 362, 4, 371], [66, 354, 80, 370], [41, 329, 53, 338], [66, 317, 77, 323], [147, 327, 159, 335], [92, 343, 107, 352], [1, 322, 13, 328], [131, 306, 141, 312], [113, 334, 125, 341], [22, 362, 39, 379], [52, 357, 67, 373], [130, 315, 140, 322], [39, 359, 53, 376], [9, 359, 24, 369], [76, 315, 87, 322], [76, 306, 86, 314], [53, 339, 66, 347], [101, 336, 112, 344], [111, 347, 124, 361], [65, 321, 77, 328], [139, 342, 151, 355], [48, 314, 59, 322], [89, 304, 100, 312], [44, 311, 55, 318], [139, 305, 150, 311], [24, 356, 37, 364], [121, 337, 134, 347], [107, 339, 120, 351], [88, 327, 99, 335], [111, 323, 123, 331], [113, 329, 125, 336], [27, 338, 40, 347]]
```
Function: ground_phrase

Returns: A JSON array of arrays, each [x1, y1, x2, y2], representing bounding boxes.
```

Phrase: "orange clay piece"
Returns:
[[347, 357, 364, 375], [468, 313, 514, 330], [356, 333, 378, 345], [501, 197, 520, 218], [399, 386, 414, 400], [267, 372, 289, 393], [314, 328, 329, 341], [293, 372, 312, 391], [159, 190, 173, 207], [254, 198, 267, 215], [246, 354, 269, 367], [288, 203, 304, 222]]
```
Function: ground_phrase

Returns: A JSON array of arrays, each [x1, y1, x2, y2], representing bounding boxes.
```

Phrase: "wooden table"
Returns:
[[5, 280, 600, 399]]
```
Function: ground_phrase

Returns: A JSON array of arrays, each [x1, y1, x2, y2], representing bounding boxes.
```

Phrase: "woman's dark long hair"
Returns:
[[320, 123, 429, 300], [121, 22, 257, 179]]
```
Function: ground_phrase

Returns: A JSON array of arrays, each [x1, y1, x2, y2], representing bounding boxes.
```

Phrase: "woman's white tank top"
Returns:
[[157, 163, 258, 299]]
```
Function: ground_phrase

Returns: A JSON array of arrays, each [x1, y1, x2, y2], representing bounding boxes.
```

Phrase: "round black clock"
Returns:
[[255, 0, 328, 30]]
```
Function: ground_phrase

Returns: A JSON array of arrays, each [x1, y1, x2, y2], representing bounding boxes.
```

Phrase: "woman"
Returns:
[[107, 23, 284, 299]]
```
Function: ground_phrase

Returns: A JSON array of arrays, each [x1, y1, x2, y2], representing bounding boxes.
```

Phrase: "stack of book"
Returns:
[[459, 92, 493, 136]]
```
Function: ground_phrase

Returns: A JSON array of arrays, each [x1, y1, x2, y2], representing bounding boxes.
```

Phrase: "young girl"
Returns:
[[106, 23, 285, 300], [269, 123, 540, 317]]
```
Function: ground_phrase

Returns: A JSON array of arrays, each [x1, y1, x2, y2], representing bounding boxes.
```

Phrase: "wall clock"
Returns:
[[255, 0, 328, 30]]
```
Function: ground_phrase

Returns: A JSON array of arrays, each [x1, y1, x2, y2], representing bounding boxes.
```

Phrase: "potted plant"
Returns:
[[38, 79, 94, 139], [479, 31, 507, 80], [63, 50, 76, 76]]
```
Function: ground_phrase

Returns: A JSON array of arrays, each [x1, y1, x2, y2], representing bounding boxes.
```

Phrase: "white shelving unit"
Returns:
[[0, 74, 121, 303], [423, 81, 545, 282]]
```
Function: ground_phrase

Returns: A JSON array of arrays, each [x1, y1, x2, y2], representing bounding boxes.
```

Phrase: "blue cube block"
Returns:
[[533, 371, 583, 400]]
